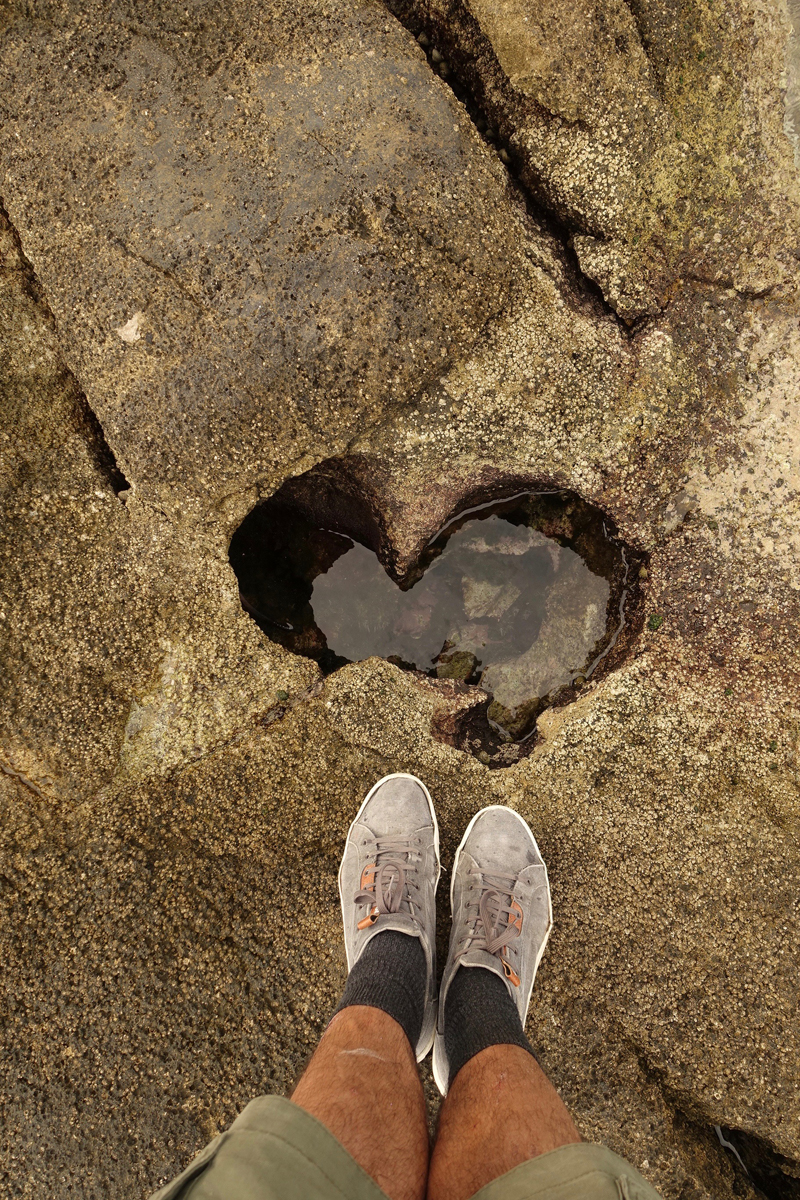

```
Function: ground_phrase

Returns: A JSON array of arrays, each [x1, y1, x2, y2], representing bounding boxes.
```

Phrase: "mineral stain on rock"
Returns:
[[231, 489, 632, 748]]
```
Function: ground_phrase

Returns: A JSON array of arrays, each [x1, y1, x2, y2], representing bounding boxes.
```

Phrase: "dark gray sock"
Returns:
[[444, 965, 535, 1088], [336, 930, 426, 1052]]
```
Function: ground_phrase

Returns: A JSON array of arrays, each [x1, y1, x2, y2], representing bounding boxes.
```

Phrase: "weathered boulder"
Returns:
[[0, 207, 316, 801]]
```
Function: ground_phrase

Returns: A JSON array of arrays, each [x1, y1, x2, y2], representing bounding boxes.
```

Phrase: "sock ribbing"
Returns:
[[335, 930, 426, 1053], [444, 965, 534, 1088]]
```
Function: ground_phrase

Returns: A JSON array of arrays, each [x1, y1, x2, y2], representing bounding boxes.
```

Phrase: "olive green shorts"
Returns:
[[151, 1095, 663, 1200]]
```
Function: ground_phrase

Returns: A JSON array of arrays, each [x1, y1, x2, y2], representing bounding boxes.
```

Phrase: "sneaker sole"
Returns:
[[432, 804, 553, 1094], [338, 772, 441, 1061]]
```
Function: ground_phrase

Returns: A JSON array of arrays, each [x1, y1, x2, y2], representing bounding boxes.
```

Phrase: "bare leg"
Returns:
[[427, 1044, 582, 1200], [292, 1005, 429, 1200]]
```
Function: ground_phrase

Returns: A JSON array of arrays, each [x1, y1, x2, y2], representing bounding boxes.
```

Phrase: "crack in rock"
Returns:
[[384, 1, 629, 328], [383, 0, 800, 320], [0, 198, 131, 497], [715, 1125, 800, 1200]]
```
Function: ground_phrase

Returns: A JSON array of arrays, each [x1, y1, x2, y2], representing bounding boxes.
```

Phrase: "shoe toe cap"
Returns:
[[462, 805, 543, 873], [363, 774, 433, 837]]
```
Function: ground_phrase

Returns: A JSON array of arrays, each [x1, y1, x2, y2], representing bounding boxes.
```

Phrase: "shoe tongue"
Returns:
[[366, 912, 419, 941], [460, 945, 503, 974], [459, 947, 507, 981]]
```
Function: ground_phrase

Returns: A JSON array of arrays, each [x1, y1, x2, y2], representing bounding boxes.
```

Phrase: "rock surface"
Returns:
[[0, 0, 521, 516], [1, 0, 800, 1198], [481, 552, 609, 735], [389, 0, 800, 319]]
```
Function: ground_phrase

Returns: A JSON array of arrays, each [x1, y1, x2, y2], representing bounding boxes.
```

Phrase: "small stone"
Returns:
[[498, 148, 511, 165], [115, 312, 143, 344], [431, 48, 443, 64], [462, 576, 520, 619], [417, 31, 430, 48], [638, 566, 649, 579], [478, 750, 491, 765], [436, 650, 479, 681]]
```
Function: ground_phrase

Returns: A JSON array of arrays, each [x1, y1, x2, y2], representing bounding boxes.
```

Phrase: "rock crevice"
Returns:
[[0, 198, 130, 497]]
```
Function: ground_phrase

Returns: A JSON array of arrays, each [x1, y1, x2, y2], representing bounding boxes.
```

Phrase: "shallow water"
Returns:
[[231, 492, 625, 740]]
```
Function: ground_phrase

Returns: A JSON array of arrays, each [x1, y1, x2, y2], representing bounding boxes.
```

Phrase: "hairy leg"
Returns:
[[292, 1005, 429, 1200], [427, 1044, 581, 1200]]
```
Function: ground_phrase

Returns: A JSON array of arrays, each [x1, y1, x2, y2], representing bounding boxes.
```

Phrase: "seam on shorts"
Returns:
[[473, 1164, 630, 1200], [258, 1126, 389, 1200], [149, 1133, 228, 1199], [531, 1168, 618, 1195]]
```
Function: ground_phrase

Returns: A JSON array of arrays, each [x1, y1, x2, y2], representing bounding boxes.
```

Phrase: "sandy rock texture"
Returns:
[[389, 0, 800, 319], [1, 0, 799, 1197], [0, 0, 520, 516]]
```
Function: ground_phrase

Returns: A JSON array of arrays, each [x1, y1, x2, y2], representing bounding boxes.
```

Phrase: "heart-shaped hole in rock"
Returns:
[[230, 462, 644, 764]]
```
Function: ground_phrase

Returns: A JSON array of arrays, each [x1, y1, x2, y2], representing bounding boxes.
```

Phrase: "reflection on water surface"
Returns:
[[230, 492, 628, 742]]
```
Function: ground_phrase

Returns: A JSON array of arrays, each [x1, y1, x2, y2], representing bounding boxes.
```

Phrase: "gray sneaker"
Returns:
[[338, 773, 441, 1061], [432, 805, 553, 1093]]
